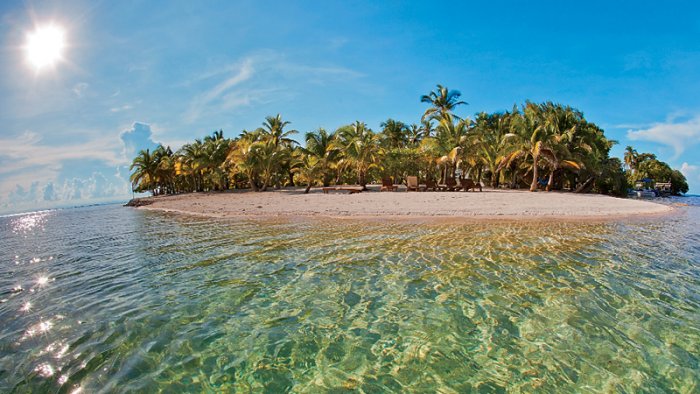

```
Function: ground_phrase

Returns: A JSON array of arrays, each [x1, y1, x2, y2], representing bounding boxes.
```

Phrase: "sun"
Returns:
[[24, 24, 66, 70]]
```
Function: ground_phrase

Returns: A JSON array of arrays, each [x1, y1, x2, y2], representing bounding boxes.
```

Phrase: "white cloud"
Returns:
[[119, 122, 159, 159], [72, 82, 89, 98], [0, 122, 160, 210], [0, 132, 123, 178], [110, 104, 133, 113], [627, 114, 700, 158], [681, 162, 700, 182], [2, 173, 131, 214]]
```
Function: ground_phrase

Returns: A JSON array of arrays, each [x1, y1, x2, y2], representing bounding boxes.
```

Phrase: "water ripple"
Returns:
[[0, 203, 699, 392]]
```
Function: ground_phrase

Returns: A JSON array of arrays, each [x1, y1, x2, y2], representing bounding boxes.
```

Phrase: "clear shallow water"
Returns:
[[1, 199, 699, 393]]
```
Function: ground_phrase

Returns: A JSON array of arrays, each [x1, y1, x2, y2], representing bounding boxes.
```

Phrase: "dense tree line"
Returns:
[[130, 85, 688, 196]]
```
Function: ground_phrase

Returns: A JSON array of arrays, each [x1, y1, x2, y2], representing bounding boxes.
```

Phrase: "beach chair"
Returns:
[[380, 177, 397, 191], [460, 178, 483, 192], [406, 176, 423, 191], [425, 179, 438, 191]]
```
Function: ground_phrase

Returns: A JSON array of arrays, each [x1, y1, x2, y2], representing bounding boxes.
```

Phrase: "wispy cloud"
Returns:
[[110, 104, 133, 113], [72, 82, 89, 98], [183, 52, 364, 123], [184, 59, 255, 123], [626, 114, 700, 158]]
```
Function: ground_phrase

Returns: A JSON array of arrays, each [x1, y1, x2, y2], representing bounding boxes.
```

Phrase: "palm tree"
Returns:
[[538, 104, 583, 191], [302, 128, 338, 186], [623, 146, 638, 172], [420, 84, 467, 122], [179, 139, 207, 192], [259, 114, 298, 147], [499, 102, 553, 191], [202, 131, 230, 190], [292, 152, 324, 193], [153, 144, 175, 194], [406, 123, 424, 146], [257, 114, 298, 187], [225, 134, 263, 191], [332, 121, 382, 190], [471, 112, 510, 187], [379, 119, 408, 149], [420, 113, 470, 182], [130, 149, 160, 195]]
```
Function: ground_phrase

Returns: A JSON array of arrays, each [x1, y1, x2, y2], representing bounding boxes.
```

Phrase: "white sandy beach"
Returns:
[[133, 187, 673, 221]]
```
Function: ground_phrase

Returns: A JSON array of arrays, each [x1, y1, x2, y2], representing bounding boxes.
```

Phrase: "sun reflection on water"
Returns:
[[22, 319, 53, 340], [34, 363, 54, 377], [10, 211, 51, 234]]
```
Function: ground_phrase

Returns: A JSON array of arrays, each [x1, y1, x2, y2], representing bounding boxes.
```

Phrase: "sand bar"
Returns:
[[131, 187, 673, 221]]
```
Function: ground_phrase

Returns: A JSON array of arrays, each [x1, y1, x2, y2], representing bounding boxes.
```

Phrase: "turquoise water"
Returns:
[[1, 199, 699, 392]]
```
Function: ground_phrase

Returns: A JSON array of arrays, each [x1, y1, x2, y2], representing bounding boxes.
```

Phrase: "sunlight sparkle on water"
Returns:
[[39, 320, 52, 333], [36, 276, 49, 286], [23, 319, 53, 339], [34, 363, 54, 377], [11, 212, 49, 234]]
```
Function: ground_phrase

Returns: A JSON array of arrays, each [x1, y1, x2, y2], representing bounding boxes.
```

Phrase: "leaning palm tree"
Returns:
[[498, 102, 554, 191], [331, 121, 382, 190], [292, 151, 324, 193], [538, 104, 583, 191], [130, 149, 160, 195], [420, 84, 467, 122]]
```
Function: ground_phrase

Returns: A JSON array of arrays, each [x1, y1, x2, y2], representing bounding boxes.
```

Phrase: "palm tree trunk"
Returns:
[[305, 184, 312, 193], [530, 155, 539, 192], [546, 171, 554, 191]]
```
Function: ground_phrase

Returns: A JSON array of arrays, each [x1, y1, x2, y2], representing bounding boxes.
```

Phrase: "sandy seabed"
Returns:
[[132, 186, 673, 222]]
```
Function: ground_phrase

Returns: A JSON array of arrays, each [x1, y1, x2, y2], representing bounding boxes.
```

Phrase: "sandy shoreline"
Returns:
[[130, 186, 673, 222]]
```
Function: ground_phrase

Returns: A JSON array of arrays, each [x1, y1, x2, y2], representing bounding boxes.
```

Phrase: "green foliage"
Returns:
[[632, 157, 688, 195], [594, 158, 628, 196], [670, 170, 689, 195], [129, 85, 688, 197]]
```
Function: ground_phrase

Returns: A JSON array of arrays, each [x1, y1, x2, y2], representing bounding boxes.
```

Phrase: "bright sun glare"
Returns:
[[25, 24, 66, 70]]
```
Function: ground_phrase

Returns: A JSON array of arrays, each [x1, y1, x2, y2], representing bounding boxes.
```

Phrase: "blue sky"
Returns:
[[1, 0, 699, 213]]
